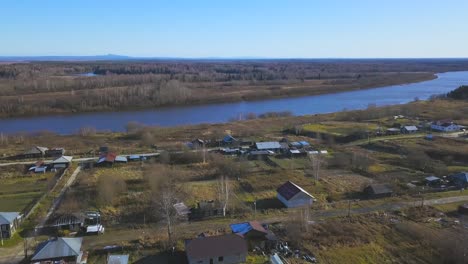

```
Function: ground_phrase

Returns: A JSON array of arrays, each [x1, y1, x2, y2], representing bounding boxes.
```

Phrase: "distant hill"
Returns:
[[0, 54, 132, 62], [447, 85, 468, 100]]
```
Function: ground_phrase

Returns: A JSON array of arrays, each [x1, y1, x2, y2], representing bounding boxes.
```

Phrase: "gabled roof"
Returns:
[[256, 142, 281, 150], [98, 153, 117, 163], [52, 156, 73, 163], [185, 234, 247, 260], [367, 184, 393, 195], [24, 146, 48, 155], [0, 212, 20, 225], [277, 181, 314, 201], [223, 135, 237, 143], [230, 221, 267, 236], [108, 254, 129, 264], [31, 237, 82, 261]]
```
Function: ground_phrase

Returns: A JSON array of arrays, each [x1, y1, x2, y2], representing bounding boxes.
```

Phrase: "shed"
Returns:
[[277, 181, 315, 208], [364, 184, 393, 198], [386, 128, 400, 135], [230, 221, 267, 239], [52, 156, 73, 169], [458, 204, 468, 215]]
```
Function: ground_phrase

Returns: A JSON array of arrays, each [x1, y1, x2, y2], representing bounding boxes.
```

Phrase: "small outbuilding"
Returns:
[[31, 237, 86, 263], [364, 184, 393, 198], [458, 204, 468, 215]]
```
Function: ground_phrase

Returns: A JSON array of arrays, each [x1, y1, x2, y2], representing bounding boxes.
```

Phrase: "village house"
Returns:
[[277, 181, 315, 208], [23, 146, 48, 159], [107, 254, 129, 264], [449, 172, 468, 188], [45, 148, 66, 157], [255, 142, 282, 152], [425, 176, 442, 186], [97, 153, 117, 166], [364, 184, 393, 199], [31, 237, 87, 264], [431, 120, 461, 132], [400, 125, 418, 134], [29, 160, 48, 173], [185, 234, 247, 264], [0, 212, 21, 239], [386, 128, 401, 135], [222, 135, 238, 146], [51, 156, 73, 169]]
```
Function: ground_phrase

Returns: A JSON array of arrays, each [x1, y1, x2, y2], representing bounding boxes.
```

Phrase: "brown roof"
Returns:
[[277, 181, 313, 201], [185, 234, 247, 260], [249, 221, 267, 234]]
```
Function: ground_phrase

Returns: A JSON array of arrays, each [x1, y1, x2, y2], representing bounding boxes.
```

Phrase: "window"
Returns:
[[218, 256, 224, 262]]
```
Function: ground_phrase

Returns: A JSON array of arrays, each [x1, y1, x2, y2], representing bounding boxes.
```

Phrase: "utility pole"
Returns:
[[1, 227, 3, 246], [253, 200, 257, 218]]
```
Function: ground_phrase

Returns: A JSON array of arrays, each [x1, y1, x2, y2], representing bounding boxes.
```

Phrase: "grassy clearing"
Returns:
[[303, 121, 378, 137]]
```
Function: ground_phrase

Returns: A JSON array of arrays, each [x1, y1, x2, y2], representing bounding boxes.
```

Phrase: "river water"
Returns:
[[1, 71, 468, 134]]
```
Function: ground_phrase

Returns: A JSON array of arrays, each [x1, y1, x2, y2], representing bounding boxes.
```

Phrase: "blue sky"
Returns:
[[2, 0, 468, 58]]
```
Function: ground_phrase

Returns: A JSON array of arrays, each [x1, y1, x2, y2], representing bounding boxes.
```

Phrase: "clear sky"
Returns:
[[2, 0, 468, 58]]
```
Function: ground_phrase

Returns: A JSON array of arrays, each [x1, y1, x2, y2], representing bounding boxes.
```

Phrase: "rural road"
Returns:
[[0, 152, 160, 167]]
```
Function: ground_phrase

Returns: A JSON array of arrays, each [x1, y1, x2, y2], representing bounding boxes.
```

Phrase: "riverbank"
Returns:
[[0, 72, 435, 119]]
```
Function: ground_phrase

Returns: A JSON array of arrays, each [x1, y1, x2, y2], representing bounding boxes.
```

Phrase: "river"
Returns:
[[1, 71, 468, 134]]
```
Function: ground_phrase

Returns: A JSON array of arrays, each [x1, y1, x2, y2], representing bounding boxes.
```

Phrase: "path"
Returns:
[[0, 166, 82, 264]]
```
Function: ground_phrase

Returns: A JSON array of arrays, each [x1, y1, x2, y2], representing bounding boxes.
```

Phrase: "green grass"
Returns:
[[303, 121, 378, 137]]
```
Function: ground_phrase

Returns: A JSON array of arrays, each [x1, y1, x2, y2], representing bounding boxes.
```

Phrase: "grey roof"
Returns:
[[425, 176, 440, 182], [24, 146, 48, 155], [108, 254, 129, 264], [31, 237, 82, 261], [403, 126, 418, 131], [0, 212, 20, 225], [256, 142, 281, 150]]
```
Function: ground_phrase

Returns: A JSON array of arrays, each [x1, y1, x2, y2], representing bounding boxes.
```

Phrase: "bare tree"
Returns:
[[309, 154, 325, 183], [217, 174, 230, 217]]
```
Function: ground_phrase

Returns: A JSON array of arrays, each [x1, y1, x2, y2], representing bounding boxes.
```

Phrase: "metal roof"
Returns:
[[256, 142, 281, 150], [115, 156, 128, 162], [0, 212, 20, 225], [31, 237, 82, 261], [425, 176, 440, 182], [108, 255, 129, 264], [403, 126, 418, 131], [277, 181, 314, 201], [52, 156, 73, 163], [185, 234, 247, 260]]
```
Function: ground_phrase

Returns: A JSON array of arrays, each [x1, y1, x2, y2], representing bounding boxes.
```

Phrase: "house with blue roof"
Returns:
[[450, 172, 468, 187]]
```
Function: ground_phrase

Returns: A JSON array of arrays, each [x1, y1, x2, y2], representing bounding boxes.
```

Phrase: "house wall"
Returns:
[[277, 193, 313, 208], [188, 253, 247, 264], [431, 124, 460, 132]]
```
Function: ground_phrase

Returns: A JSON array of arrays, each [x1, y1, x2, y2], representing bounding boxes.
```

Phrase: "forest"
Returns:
[[1, 59, 468, 118]]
